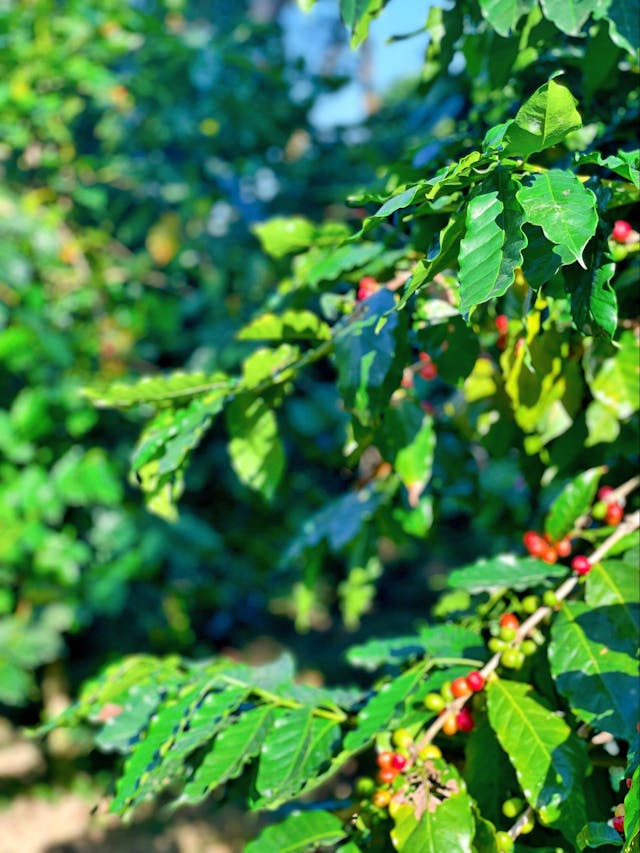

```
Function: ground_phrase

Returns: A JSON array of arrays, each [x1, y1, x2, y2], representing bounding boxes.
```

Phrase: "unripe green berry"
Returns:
[[488, 637, 507, 654], [392, 728, 414, 749], [500, 625, 517, 642], [501, 647, 524, 669], [495, 831, 514, 852], [521, 639, 538, 657], [440, 681, 454, 702], [522, 595, 539, 614], [543, 590, 558, 608], [592, 500, 608, 520], [356, 776, 375, 796], [502, 797, 524, 818], [424, 692, 446, 712], [610, 243, 628, 262], [519, 814, 535, 835]]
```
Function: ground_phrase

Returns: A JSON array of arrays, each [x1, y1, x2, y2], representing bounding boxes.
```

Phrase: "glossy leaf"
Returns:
[[575, 150, 640, 188], [448, 554, 566, 593], [577, 822, 624, 849], [540, 0, 606, 35], [587, 331, 640, 419], [606, 0, 640, 55], [458, 167, 526, 314], [479, 0, 535, 36], [253, 217, 316, 258], [238, 310, 331, 342], [340, 0, 388, 47], [85, 371, 231, 409], [487, 679, 588, 840], [544, 467, 604, 541], [502, 80, 582, 158], [180, 705, 274, 805], [549, 600, 639, 742], [569, 257, 617, 337], [245, 810, 347, 853], [517, 170, 598, 268], [586, 560, 640, 636], [343, 667, 425, 751], [346, 624, 484, 670]]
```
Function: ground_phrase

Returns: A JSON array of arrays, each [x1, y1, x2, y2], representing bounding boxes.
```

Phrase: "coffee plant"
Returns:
[[31, 0, 639, 851]]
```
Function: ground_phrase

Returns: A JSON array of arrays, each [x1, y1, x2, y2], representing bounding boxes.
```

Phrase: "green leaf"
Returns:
[[544, 466, 604, 541], [569, 258, 617, 337], [516, 170, 598, 268], [284, 484, 389, 562], [586, 559, 640, 620], [85, 371, 231, 409], [465, 711, 517, 826], [238, 310, 331, 342], [380, 403, 435, 501], [606, 0, 640, 56], [575, 150, 640, 189], [180, 705, 274, 805], [344, 667, 425, 752], [346, 625, 484, 671], [520, 224, 575, 289], [333, 289, 407, 424], [585, 400, 621, 447], [253, 217, 316, 258], [304, 242, 383, 287], [587, 331, 640, 419], [356, 184, 424, 236], [254, 708, 341, 807], [502, 80, 583, 159], [549, 600, 639, 742], [624, 767, 639, 851], [95, 685, 165, 754], [458, 167, 527, 314], [479, 0, 535, 36], [486, 679, 588, 841], [340, 0, 388, 47], [448, 555, 567, 593], [226, 396, 285, 500], [240, 344, 300, 387], [244, 810, 347, 853], [577, 822, 624, 849], [398, 210, 466, 308], [390, 762, 475, 853], [540, 0, 607, 35]]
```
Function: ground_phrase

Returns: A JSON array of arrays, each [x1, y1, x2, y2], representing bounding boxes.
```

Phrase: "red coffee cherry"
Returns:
[[376, 751, 395, 769], [495, 314, 509, 335], [500, 613, 519, 630], [606, 502, 624, 526], [612, 814, 625, 834], [571, 555, 591, 576], [451, 676, 472, 698], [456, 707, 474, 733], [418, 353, 438, 380], [523, 530, 546, 557], [541, 545, 558, 564], [377, 767, 397, 784], [598, 485, 614, 500], [441, 712, 458, 736], [556, 537, 572, 558], [357, 276, 378, 300], [391, 753, 408, 771], [612, 220, 632, 243], [466, 670, 485, 692], [372, 788, 392, 808]]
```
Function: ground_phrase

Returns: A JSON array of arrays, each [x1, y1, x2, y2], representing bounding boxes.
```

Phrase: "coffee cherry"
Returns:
[[392, 729, 414, 749], [522, 595, 539, 614], [541, 545, 558, 564], [606, 502, 624, 526], [441, 712, 458, 736], [598, 485, 614, 499], [456, 707, 474, 732], [571, 555, 591, 576], [451, 676, 472, 698], [501, 647, 524, 669], [556, 537, 572, 558], [502, 796, 524, 818], [626, 778, 633, 789], [372, 788, 392, 808], [424, 692, 446, 712], [523, 530, 546, 557], [388, 798, 404, 818], [611, 243, 629, 261], [614, 804, 626, 817], [500, 625, 517, 643], [495, 831, 514, 852], [592, 500, 608, 520], [356, 776, 376, 796], [418, 743, 442, 760], [519, 814, 535, 834], [357, 276, 378, 300], [612, 220, 632, 243], [613, 814, 625, 834], [377, 767, 397, 784], [391, 752, 408, 771], [488, 637, 507, 653], [418, 353, 438, 380], [377, 751, 395, 769], [440, 681, 455, 702], [466, 670, 485, 692], [521, 639, 538, 657], [500, 613, 519, 630], [543, 590, 559, 608], [495, 314, 509, 335]]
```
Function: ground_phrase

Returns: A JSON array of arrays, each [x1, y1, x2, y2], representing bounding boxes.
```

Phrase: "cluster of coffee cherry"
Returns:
[[422, 670, 484, 734], [357, 275, 379, 301], [609, 218, 637, 261]]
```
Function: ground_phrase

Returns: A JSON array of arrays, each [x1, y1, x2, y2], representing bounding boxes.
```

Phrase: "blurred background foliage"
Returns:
[[0, 0, 637, 798]]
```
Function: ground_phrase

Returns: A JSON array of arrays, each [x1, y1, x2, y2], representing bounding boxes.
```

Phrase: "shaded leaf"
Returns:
[[549, 600, 639, 742], [448, 554, 567, 593], [238, 310, 331, 342], [577, 822, 624, 849], [340, 0, 388, 47]]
